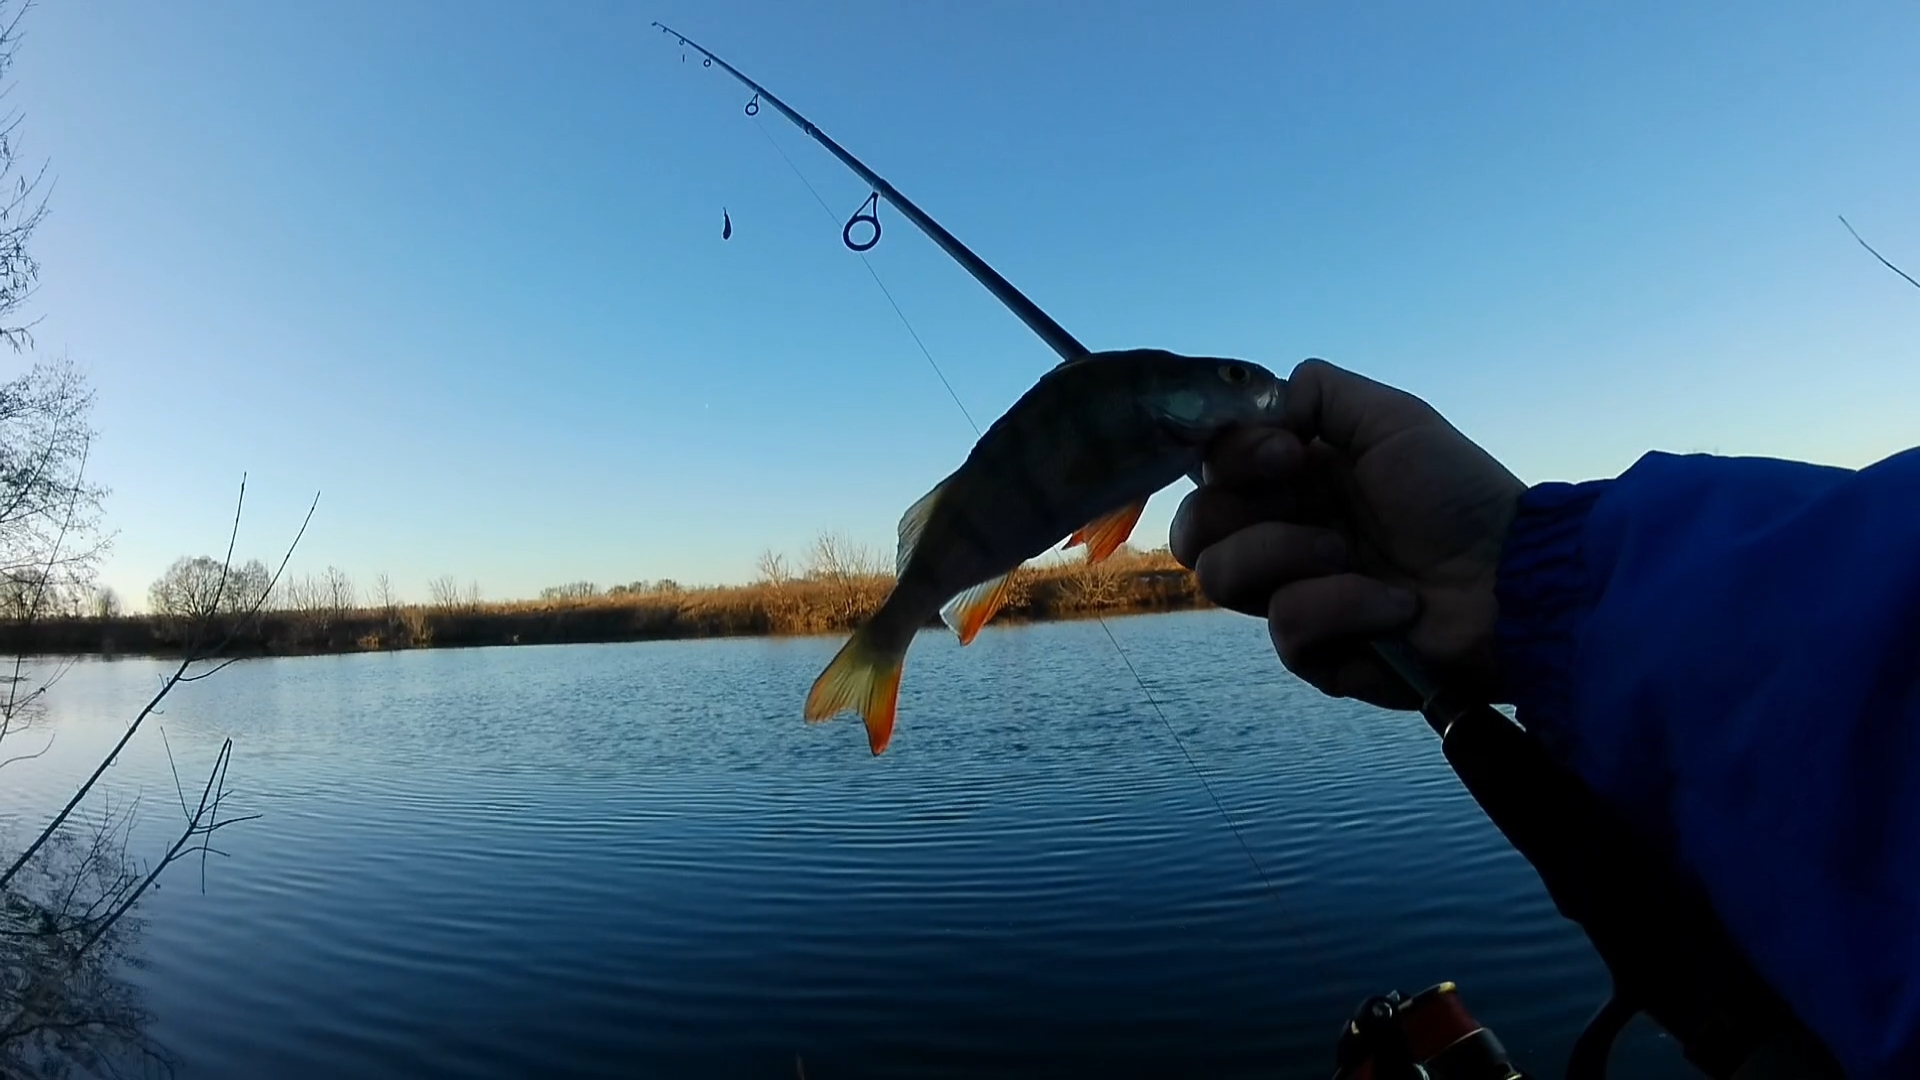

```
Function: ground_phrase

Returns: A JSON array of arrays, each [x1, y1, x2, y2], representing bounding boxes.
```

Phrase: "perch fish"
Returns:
[[804, 348, 1289, 753]]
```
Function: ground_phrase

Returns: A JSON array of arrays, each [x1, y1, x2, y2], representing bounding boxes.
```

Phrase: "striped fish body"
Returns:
[[805, 349, 1288, 754], [897, 355, 1238, 616]]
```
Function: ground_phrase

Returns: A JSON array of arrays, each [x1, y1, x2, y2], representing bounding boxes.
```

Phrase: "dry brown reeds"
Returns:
[[0, 539, 1207, 659]]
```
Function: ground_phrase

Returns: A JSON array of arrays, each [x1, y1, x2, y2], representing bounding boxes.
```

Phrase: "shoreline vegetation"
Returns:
[[1, 541, 1208, 660]]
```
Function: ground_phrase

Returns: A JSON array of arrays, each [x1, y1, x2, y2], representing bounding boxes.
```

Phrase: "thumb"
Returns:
[[1283, 358, 1440, 457]]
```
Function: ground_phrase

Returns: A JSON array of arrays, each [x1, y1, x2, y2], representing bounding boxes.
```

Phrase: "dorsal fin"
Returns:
[[896, 477, 950, 576]]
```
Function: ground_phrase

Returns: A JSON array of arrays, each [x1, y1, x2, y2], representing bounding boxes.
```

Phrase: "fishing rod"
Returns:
[[652, 22, 1086, 363], [651, 20, 1448, 756], [651, 20, 1299, 904], [650, 17, 1468, 837], [647, 26, 1841, 1078]]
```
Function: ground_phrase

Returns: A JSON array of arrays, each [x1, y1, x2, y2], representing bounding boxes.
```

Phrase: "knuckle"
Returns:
[[1272, 636, 1311, 679], [1291, 357, 1333, 380], [1311, 667, 1352, 699], [1192, 549, 1229, 601], [1168, 502, 1200, 568], [1267, 602, 1314, 662]]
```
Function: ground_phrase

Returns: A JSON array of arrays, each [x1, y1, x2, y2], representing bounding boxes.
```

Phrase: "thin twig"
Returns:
[[175, 655, 241, 684], [0, 729, 48, 768], [0, 478, 314, 890], [181, 485, 319, 670], [158, 727, 188, 819], [81, 739, 246, 951], [1840, 215, 1920, 292]]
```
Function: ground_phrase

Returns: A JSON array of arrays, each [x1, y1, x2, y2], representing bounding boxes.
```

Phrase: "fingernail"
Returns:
[[1387, 587, 1418, 619]]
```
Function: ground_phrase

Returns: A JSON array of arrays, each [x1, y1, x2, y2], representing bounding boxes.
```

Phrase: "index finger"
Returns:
[[1284, 358, 1442, 457], [1170, 483, 1296, 569], [1200, 426, 1307, 488]]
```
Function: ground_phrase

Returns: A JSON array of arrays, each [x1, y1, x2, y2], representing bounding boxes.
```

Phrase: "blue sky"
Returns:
[[10, 1, 1918, 609]]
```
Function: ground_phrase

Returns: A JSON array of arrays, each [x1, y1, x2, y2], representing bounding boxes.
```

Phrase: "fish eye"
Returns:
[[1219, 364, 1250, 385]]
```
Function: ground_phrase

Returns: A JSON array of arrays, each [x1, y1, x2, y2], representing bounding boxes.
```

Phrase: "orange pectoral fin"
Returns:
[[1069, 501, 1145, 563]]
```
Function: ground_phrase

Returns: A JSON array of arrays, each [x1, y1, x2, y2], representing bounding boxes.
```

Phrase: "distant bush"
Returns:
[[0, 537, 1205, 659]]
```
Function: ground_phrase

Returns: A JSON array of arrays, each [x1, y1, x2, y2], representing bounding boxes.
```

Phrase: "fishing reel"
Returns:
[[1332, 982, 1529, 1080]]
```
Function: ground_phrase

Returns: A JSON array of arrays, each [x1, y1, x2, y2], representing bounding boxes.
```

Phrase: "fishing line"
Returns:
[[1092, 618, 1279, 897], [748, 117, 979, 433]]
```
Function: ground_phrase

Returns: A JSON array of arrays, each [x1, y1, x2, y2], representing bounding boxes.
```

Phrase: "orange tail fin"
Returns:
[[804, 626, 907, 755]]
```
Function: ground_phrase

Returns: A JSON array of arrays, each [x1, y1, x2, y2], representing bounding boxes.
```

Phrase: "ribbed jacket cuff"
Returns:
[[1493, 479, 1610, 756]]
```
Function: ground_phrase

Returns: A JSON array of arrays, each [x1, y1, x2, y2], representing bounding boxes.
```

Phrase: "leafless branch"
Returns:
[[158, 728, 188, 819], [81, 738, 245, 952], [0, 475, 314, 891], [0, 5, 192, 1073], [1, 435, 89, 744], [0, 730, 48, 770], [1840, 215, 1920, 292], [174, 655, 241, 685]]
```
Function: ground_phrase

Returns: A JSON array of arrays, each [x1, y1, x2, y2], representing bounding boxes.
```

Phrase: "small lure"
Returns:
[[722, 209, 732, 240]]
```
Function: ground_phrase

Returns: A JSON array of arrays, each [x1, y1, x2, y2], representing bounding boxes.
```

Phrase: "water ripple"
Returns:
[[0, 610, 1696, 1078]]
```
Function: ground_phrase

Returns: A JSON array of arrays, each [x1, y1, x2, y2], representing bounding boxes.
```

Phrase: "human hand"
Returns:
[[1169, 358, 1525, 709]]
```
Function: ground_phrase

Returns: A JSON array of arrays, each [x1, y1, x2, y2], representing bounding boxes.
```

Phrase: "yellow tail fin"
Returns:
[[804, 628, 906, 755]]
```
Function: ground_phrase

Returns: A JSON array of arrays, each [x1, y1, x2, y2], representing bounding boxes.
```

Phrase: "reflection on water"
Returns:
[[1, 609, 1694, 1078]]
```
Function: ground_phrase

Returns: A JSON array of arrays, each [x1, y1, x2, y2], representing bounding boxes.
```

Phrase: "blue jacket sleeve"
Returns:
[[1493, 447, 1920, 1080]]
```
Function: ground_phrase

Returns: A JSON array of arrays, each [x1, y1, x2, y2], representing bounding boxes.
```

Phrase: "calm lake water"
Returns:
[[3, 608, 1696, 1078]]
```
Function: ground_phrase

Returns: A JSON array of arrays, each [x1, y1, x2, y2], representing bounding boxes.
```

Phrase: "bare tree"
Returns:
[[0, 0, 47, 354], [227, 558, 270, 612], [87, 584, 117, 619], [148, 554, 272, 618], [805, 531, 881, 583], [0, 7, 93, 783], [539, 581, 598, 602], [0, 364, 105, 760], [3, 473, 316, 1078], [272, 572, 319, 614], [0, 564, 61, 619], [4, 475, 312, 882], [427, 574, 461, 612], [321, 565, 354, 614], [398, 606, 432, 647], [755, 549, 790, 586], [372, 571, 396, 612], [752, 549, 806, 631], [0, 9, 289, 1073], [0, 359, 109, 621], [804, 531, 885, 629], [147, 556, 224, 618]]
